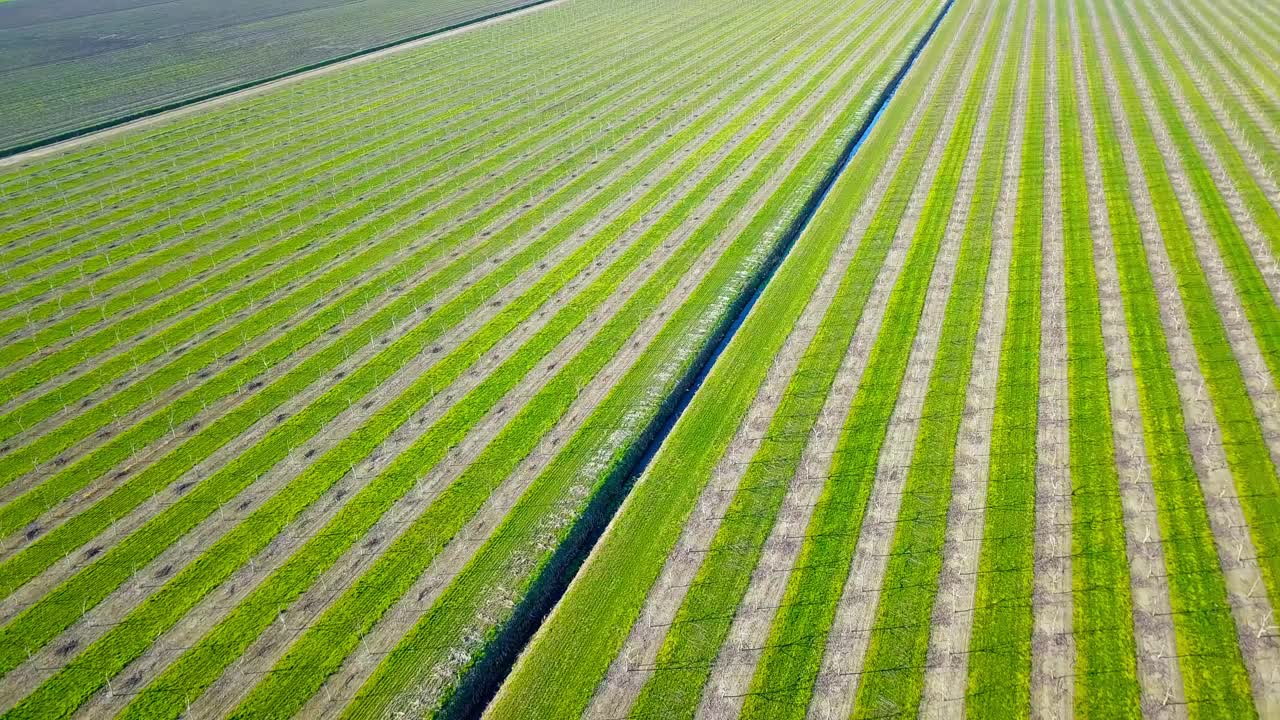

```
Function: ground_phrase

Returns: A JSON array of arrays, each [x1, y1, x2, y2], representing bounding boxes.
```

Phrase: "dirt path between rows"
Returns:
[[917, 4, 1033, 714], [1031, 6, 1074, 717]]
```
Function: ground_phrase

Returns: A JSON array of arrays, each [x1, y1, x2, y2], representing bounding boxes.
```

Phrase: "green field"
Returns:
[[1, 0, 1279, 716]]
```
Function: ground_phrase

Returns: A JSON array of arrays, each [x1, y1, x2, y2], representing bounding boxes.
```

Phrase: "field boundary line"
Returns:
[[0, 0, 566, 166]]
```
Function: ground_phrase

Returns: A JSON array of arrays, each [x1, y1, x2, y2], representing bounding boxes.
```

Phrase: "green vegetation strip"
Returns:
[[1073, 0, 1255, 711], [1091, 0, 1280, 615], [966, 1, 1045, 713], [849, 4, 1020, 715], [1054, 3, 1140, 711]]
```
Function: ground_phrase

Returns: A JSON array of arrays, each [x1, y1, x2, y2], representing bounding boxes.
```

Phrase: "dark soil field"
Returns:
[[0, 0, 541, 153]]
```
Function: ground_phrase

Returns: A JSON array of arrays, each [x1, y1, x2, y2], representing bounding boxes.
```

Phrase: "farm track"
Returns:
[[1031, 1, 1075, 714]]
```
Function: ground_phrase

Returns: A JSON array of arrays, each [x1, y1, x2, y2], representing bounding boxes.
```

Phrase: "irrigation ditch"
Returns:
[[439, 0, 959, 715]]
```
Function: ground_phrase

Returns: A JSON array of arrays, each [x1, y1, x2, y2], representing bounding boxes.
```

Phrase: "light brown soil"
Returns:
[[1030, 6, 1075, 718]]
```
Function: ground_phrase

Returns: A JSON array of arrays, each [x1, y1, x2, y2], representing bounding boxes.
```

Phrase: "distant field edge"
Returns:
[[443, 0, 958, 716], [0, 0, 563, 163]]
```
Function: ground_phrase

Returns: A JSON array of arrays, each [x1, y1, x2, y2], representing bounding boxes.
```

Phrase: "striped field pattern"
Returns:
[[2, 0, 1280, 717], [0, 0, 943, 716], [491, 0, 1280, 717]]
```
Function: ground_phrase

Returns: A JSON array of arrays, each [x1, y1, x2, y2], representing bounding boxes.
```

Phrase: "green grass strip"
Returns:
[[1073, 0, 1255, 713], [965, 1, 1046, 714], [848, 4, 1021, 716], [1054, 3, 1140, 713]]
